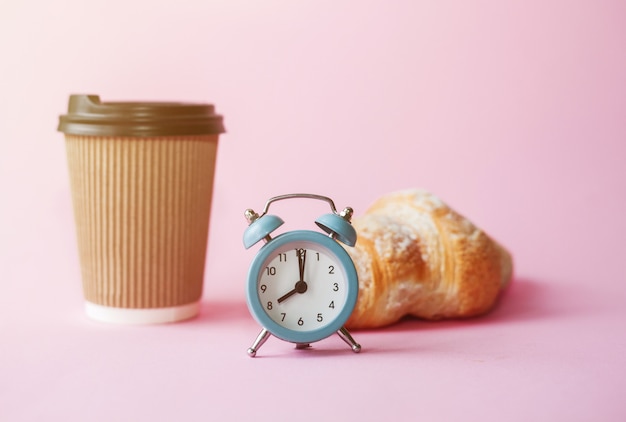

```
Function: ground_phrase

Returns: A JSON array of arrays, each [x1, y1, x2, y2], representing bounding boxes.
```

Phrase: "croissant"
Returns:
[[344, 189, 513, 329]]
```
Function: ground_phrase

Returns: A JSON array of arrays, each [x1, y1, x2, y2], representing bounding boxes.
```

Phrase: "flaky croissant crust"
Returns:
[[345, 189, 513, 329]]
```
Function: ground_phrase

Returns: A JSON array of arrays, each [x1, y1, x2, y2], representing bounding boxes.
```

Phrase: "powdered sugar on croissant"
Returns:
[[344, 189, 513, 329]]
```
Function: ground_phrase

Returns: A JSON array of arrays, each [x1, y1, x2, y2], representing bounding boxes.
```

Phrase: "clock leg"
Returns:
[[247, 328, 271, 357], [337, 326, 361, 353]]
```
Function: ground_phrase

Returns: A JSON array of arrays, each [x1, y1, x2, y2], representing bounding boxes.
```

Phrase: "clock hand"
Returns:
[[277, 287, 297, 303], [277, 249, 308, 304], [298, 248, 306, 283], [276, 280, 308, 303]]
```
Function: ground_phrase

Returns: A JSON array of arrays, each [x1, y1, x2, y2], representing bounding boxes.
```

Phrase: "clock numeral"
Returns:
[[317, 313, 323, 322], [279, 253, 287, 262], [333, 282, 339, 292], [328, 265, 335, 274], [329, 301, 335, 309], [316, 252, 320, 261], [297, 317, 304, 326], [281, 313, 286, 322], [260, 284, 267, 293], [267, 301, 273, 310], [265, 266, 276, 276]]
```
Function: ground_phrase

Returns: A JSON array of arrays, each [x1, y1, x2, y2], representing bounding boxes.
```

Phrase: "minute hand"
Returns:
[[298, 248, 306, 282], [277, 249, 307, 304]]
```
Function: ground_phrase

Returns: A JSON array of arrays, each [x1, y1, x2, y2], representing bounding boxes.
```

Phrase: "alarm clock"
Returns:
[[243, 193, 362, 357]]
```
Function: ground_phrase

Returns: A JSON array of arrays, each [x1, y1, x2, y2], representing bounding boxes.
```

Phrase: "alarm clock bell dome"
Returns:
[[243, 214, 285, 249], [315, 213, 357, 247]]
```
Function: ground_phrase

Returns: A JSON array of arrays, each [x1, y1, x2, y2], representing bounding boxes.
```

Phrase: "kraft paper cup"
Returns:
[[58, 95, 225, 324]]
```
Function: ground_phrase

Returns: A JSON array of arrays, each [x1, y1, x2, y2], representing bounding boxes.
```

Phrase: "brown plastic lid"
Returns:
[[58, 94, 225, 137]]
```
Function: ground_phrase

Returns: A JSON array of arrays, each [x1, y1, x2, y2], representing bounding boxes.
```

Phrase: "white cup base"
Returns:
[[85, 301, 200, 324]]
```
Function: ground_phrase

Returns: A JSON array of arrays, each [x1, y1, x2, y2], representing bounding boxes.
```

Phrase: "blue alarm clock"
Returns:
[[243, 194, 362, 357]]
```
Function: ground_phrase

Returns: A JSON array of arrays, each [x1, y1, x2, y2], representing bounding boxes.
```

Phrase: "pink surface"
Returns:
[[1, 1, 625, 420]]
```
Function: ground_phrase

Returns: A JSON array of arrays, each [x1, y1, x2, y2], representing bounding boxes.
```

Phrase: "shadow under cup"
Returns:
[[58, 95, 225, 324]]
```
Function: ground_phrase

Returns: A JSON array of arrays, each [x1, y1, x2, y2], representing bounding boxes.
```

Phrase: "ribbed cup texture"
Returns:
[[64, 135, 218, 308]]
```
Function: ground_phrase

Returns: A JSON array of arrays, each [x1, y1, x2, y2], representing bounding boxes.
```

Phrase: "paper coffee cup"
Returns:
[[58, 95, 225, 323]]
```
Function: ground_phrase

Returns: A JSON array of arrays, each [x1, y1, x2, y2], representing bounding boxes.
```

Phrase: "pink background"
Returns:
[[2, 0, 625, 420]]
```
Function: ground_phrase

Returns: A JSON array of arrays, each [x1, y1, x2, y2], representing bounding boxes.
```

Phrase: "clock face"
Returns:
[[246, 231, 358, 343]]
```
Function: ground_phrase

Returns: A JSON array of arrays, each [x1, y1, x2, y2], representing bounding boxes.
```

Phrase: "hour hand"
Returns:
[[277, 280, 307, 303], [277, 287, 298, 304]]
